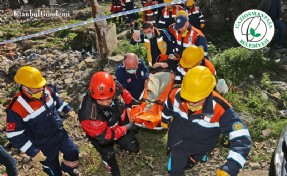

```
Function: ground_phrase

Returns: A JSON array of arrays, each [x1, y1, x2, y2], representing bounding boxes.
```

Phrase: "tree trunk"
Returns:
[[89, 0, 109, 59]]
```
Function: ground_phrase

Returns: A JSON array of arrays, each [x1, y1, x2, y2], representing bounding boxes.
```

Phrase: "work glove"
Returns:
[[125, 122, 135, 131], [200, 23, 205, 29], [67, 110, 78, 121], [130, 98, 140, 106], [216, 169, 230, 176], [168, 54, 177, 60], [161, 122, 168, 129], [32, 151, 47, 162]]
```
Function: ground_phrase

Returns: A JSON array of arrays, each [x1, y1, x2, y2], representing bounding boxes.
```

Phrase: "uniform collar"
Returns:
[[201, 92, 214, 117]]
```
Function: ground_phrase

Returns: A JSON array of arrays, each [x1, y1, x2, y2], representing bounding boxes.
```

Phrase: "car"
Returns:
[[269, 125, 287, 176]]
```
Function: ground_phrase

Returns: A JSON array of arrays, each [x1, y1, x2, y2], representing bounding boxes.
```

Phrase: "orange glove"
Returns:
[[216, 169, 229, 176], [32, 151, 47, 162], [200, 23, 205, 29], [158, 54, 168, 61], [161, 122, 168, 129]]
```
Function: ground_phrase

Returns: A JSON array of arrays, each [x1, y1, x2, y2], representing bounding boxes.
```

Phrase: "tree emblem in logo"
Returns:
[[234, 10, 274, 49], [241, 16, 267, 42]]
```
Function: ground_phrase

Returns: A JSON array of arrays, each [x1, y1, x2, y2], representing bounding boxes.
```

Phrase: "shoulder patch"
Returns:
[[232, 122, 243, 131]]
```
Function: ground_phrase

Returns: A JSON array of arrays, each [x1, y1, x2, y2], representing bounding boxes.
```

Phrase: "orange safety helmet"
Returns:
[[89, 72, 116, 100]]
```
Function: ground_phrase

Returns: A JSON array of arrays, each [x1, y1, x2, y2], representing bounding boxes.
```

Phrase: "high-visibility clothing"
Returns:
[[6, 84, 79, 175], [174, 58, 216, 84], [162, 89, 252, 176], [157, 5, 183, 30], [168, 23, 208, 58], [186, 6, 205, 29]]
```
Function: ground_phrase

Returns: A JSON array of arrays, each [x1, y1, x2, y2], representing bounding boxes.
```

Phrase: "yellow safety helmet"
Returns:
[[186, 0, 194, 7], [14, 66, 46, 88], [164, 0, 172, 3], [175, 10, 188, 18], [180, 46, 204, 68], [180, 66, 216, 102]]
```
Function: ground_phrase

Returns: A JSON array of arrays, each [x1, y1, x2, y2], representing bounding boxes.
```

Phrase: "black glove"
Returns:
[[130, 98, 140, 106], [125, 123, 134, 131]]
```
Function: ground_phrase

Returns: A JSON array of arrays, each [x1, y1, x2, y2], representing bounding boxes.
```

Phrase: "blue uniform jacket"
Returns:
[[6, 84, 73, 157], [115, 59, 150, 100], [162, 89, 252, 176]]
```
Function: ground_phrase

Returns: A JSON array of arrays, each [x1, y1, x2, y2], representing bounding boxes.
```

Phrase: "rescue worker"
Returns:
[[157, 0, 183, 30], [115, 53, 150, 100], [257, 0, 286, 50], [174, 46, 215, 84], [130, 22, 176, 71], [6, 66, 79, 176], [78, 72, 139, 176], [110, 0, 123, 23], [185, 0, 205, 30], [161, 66, 252, 176], [168, 10, 208, 58], [122, 0, 139, 29], [143, 0, 158, 25], [0, 145, 18, 176]]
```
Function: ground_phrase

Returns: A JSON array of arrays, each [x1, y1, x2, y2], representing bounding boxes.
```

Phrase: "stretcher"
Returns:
[[129, 72, 175, 130]]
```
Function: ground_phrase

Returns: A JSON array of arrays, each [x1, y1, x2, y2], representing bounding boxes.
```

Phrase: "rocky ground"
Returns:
[[1, 1, 287, 176], [2, 40, 286, 176]]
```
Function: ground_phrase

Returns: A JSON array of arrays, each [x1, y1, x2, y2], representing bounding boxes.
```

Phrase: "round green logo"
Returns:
[[234, 10, 274, 49]]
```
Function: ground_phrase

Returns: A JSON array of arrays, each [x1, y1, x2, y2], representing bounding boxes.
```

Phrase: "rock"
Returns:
[[117, 30, 130, 39], [261, 92, 268, 100], [279, 110, 287, 117], [39, 55, 47, 60], [23, 48, 37, 56], [84, 56, 96, 63], [64, 78, 73, 84], [272, 92, 281, 98], [262, 129, 271, 137], [66, 2, 85, 10], [106, 23, 118, 54], [46, 54, 55, 59], [77, 60, 85, 69], [21, 156, 30, 164], [59, 53, 69, 60], [66, 73, 74, 79], [74, 71, 83, 79], [271, 81, 287, 91], [108, 54, 123, 62], [52, 49, 62, 56], [249, 162, 261, 170], [237, 112, 254, 124], [71, 30, 97, 51], [20, 40, 35, 50], [1, 56, 13, 74]]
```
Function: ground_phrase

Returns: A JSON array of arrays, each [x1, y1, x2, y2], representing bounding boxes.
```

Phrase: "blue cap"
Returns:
[[174, 15, 188, 30]]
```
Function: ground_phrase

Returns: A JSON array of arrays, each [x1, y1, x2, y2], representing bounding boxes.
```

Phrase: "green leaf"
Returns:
[[250, 28, 256, 36], [255, 33, 261, 37]]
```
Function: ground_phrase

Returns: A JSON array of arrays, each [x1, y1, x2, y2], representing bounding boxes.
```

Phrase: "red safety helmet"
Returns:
[[89, 72, 116, 100]]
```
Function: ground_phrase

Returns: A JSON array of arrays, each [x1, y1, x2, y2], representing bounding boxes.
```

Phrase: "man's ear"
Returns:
[[22, 86, 28, 92]]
